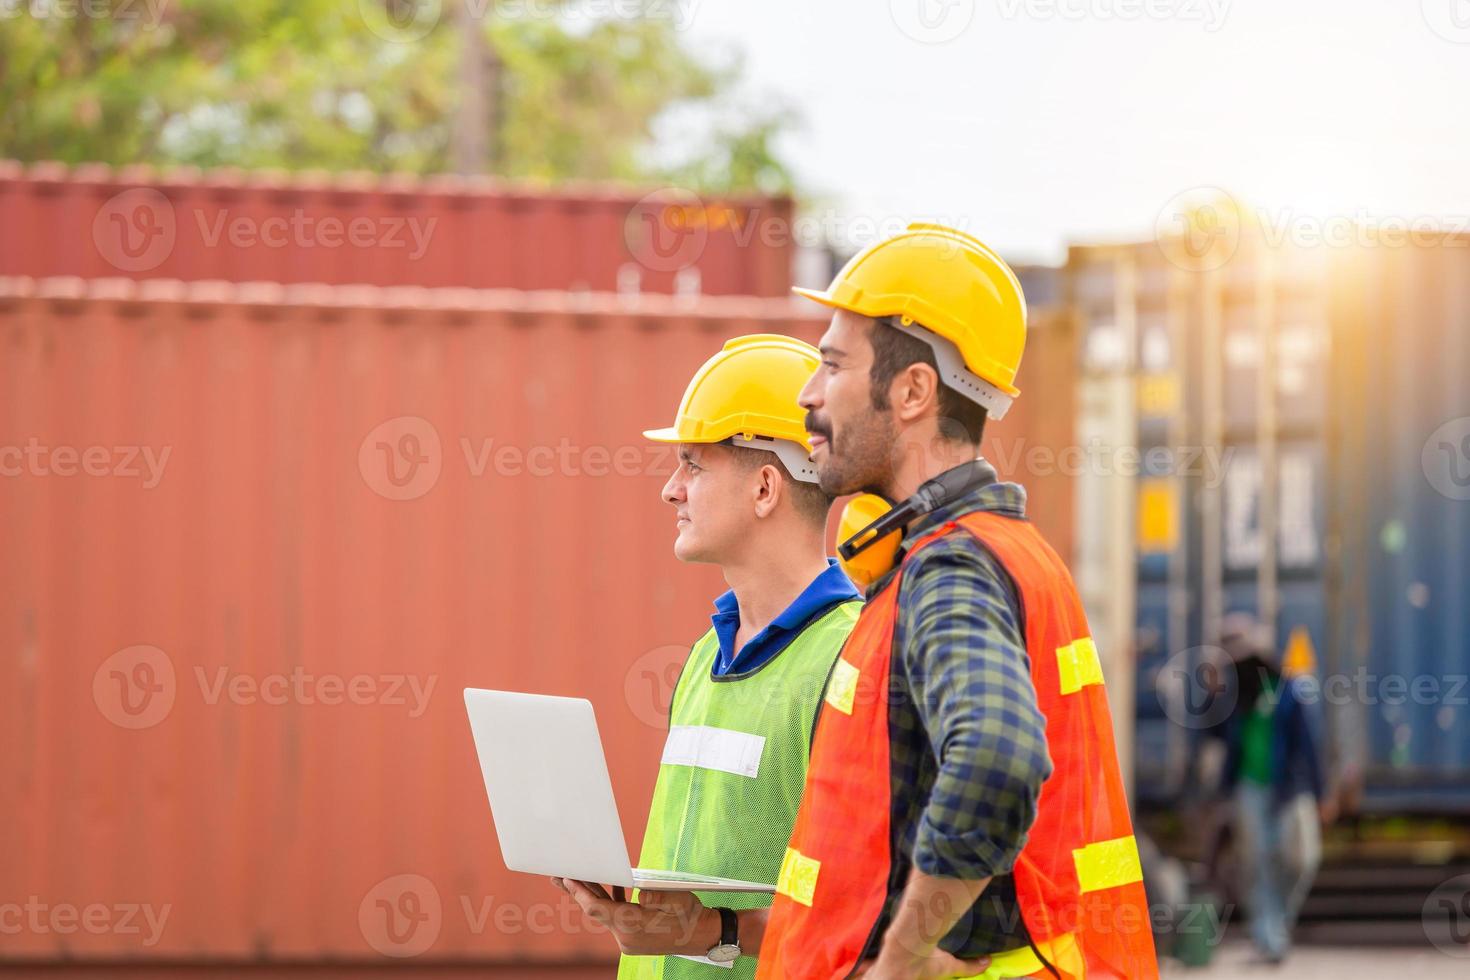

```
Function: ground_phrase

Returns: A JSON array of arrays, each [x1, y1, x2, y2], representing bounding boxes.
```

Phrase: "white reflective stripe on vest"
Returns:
[[673, 954, 734, 970], [660, 725, 767, 779]]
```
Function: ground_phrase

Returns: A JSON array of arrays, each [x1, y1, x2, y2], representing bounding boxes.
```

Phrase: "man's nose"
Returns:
[[661, 471, 684, 505], [798, 373, 821, 411]]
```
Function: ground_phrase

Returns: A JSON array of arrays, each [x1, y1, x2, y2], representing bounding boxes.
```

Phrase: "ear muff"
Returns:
[[836, 494, 903, 590], [834, 459, 1003, 590]]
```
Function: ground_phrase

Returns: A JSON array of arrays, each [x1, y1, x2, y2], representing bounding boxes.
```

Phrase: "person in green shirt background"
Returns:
[[1215, 612, 1335, 965]]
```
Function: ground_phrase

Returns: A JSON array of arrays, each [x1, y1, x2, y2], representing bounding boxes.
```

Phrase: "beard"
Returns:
[[815, 405, 899, 497]]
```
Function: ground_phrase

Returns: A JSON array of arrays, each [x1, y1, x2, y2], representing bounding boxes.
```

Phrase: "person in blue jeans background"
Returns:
[[1213, 612, 1336, 964]]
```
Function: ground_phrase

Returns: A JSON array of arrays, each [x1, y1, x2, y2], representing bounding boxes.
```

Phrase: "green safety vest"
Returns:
[[617, 599, 861, 980]]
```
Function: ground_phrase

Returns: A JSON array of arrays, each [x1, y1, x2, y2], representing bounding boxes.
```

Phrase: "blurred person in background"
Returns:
[[554, 335, 860, 978], [1214, 612, 1333, 965]]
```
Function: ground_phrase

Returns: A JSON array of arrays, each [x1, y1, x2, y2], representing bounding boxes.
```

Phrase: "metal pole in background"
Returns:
[[1256, 246, 1280, 647], [1199, 261, 1225, 659], [1165, 256, 1191, 792], [453, 1, 499, 174], [1109, 248, 1140, 800], [1069, 246, 1141, 802]]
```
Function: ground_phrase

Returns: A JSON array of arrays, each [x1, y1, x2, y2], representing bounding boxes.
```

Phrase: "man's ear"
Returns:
[[890, 361, 942, 424], [752, 463, 782, 519]]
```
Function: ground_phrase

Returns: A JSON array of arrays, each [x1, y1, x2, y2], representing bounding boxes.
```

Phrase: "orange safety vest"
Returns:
[[757, 510, 1159, 980]]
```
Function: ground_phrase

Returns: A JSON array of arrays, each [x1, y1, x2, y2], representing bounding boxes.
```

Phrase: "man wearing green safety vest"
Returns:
[[553, 334, 862, 978]]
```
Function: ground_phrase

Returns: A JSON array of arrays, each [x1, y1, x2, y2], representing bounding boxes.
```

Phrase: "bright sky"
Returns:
[[678, 0, 1470, 264]]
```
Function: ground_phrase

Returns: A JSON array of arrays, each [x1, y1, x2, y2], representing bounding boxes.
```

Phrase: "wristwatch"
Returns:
[[705, 907, 741, 963]]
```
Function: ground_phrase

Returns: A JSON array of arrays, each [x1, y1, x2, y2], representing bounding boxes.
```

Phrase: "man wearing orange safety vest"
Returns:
[[752, 224, 1160, 979]]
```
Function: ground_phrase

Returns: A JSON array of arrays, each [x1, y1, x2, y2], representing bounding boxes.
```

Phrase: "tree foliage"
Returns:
[[0, 0, 796, 192]]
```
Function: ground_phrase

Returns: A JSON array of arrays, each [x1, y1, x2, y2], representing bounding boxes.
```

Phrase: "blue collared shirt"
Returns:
[[709, 559, 861, 676]]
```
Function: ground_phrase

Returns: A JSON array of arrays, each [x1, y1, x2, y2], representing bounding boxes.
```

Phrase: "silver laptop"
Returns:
[[464, 688, 775, 893]]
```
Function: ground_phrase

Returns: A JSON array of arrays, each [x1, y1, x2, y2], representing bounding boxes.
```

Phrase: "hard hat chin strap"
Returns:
[[884, 316, 1015, 420]]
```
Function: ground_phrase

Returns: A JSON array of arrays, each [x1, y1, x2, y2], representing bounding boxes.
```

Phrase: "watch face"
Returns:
[[706, 942, 741, 963]]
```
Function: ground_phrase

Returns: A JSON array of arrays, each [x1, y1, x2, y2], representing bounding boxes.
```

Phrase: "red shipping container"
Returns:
[[0, 162, 797, 297], [0, 276, 1075, 970]]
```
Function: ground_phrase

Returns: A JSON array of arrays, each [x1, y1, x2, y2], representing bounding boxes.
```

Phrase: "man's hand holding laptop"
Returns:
[[550, 878, 732, 957]]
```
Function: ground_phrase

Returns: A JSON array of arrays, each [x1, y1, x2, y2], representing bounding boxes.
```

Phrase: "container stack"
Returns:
[[1061, 228, 1470, 817]]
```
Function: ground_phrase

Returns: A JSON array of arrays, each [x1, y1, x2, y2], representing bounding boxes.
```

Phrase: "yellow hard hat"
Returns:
[[793, 222, 1027, 419], [643, 334, 821, 483]]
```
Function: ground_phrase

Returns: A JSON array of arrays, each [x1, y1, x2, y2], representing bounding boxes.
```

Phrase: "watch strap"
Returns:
[[717, 906, 738, 946]]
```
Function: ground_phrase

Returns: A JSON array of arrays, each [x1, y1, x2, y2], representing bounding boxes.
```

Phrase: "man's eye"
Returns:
[[822, 360, 839, 371]]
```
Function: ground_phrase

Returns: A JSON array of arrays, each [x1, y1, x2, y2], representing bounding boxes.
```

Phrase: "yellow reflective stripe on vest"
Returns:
[[1057, 637, 1103, 695], [1073, 834, 1144, 893], [823, 657, 860, 715], [775, 847, 821, 907], [955, 931, 1082, 980]]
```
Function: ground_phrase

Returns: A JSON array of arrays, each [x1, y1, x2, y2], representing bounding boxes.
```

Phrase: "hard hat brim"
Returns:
[[791, 286, 842, 310], [641, 426, 685, 443]]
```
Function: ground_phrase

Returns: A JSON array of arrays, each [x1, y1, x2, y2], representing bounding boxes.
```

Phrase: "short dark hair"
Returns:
[[726, 444, 835, 527], [868, 317, 987, 445]]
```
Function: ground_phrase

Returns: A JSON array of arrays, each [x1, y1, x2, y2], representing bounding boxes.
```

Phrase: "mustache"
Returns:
[[804, 411, 831, 440]]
